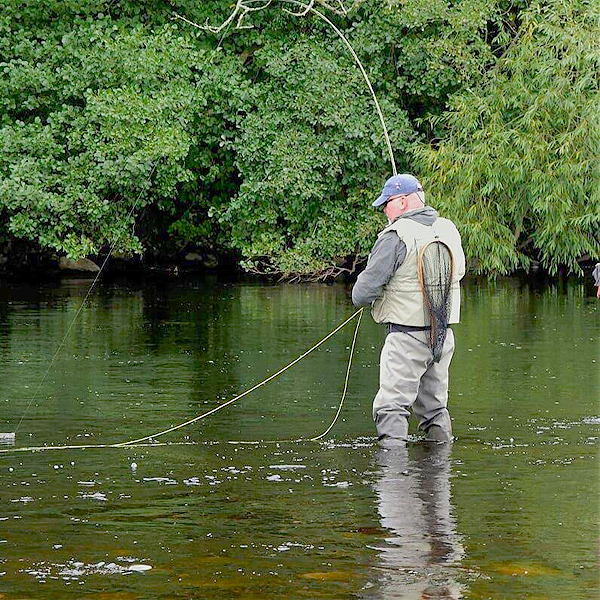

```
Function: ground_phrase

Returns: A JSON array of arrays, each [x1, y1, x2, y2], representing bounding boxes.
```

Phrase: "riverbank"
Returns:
[[0, 241, 598, 296], [0, 241, 239, 280]]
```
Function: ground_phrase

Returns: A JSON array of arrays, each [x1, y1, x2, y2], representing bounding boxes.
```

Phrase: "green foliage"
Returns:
[[0, 4, 249, 258], [217, 0, 516, 276], [416, 0, 600, 275], [0, 0, 594, 277], [224, 35, 413, 276]]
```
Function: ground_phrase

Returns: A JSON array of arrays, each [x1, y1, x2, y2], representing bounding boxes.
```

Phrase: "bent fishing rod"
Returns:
[[3, 1, 392, 453]]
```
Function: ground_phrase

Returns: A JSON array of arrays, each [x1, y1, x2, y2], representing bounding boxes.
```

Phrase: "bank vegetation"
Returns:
[[0, 0, 598, 278]]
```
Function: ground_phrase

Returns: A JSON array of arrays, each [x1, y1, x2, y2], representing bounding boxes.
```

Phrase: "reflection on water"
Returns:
[[0, 275, 598, 599], [369, 444, 465, 599]]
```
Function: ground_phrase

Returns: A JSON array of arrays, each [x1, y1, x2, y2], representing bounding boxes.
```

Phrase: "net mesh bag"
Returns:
[[418, 240, 454, 363]]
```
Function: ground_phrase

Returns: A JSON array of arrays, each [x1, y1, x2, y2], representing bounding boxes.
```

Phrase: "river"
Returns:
[[0, 275, 598, 599]]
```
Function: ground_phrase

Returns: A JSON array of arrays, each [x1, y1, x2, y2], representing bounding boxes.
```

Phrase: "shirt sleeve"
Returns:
[[352, 232, 407, 307]]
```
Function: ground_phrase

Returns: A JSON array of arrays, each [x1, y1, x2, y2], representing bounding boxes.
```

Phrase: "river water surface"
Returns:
[[0, 276, 598, 599]]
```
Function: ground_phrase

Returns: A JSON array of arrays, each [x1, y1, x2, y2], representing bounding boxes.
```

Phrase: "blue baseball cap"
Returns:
[[372, 174, 423, 207]]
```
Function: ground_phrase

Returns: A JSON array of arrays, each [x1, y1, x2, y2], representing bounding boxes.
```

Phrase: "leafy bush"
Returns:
[[0, 0, 595, 277]]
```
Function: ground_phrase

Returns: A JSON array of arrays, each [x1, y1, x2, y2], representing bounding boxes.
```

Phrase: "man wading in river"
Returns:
[[352, 174, 465, 447]]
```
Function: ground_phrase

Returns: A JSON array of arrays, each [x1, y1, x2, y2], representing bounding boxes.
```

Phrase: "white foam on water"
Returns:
[[0, 433, 15, 447], [24, 558, 153, 581], [128, 564, 152, 571], [10, 496, 35, 504], [142, 477, 177, 485], [79, 492, 107, 501]]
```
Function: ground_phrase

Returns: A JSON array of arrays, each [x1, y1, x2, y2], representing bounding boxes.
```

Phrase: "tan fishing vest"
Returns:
[[371, 217, 465, 326]]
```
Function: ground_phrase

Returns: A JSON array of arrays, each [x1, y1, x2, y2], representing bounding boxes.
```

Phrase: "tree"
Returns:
[[0, 2, 251, 259], [181, 0, 518, 277], [416, 0, 600, 275], [2, 0, 594, 278]]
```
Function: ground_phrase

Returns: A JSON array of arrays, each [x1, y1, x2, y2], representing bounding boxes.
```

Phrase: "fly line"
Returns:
[[5, 1, 382, 452], [174, 0, 397, 175]]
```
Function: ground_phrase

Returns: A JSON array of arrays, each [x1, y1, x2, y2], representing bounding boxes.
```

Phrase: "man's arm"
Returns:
[[352, 232, 406, 307]]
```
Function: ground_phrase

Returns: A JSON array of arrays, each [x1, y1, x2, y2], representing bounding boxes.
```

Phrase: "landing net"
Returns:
[[418, 240, 454, 363]]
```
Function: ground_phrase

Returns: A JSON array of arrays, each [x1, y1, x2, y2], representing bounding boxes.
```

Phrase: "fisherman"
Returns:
[[352, 174, 465, 447]]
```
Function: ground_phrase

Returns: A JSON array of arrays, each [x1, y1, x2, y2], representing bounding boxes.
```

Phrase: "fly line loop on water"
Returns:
[[114, 307, 364, 447], [1, 308, 364, 454]]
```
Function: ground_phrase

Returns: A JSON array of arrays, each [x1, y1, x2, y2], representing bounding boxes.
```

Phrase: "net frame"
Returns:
[[417, 239, 454, 363]]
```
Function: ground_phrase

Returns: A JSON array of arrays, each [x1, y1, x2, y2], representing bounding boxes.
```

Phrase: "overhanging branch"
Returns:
[[173, 0, 366, 33]]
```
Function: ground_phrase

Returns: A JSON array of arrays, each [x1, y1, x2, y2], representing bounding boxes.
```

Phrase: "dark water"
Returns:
[[0, 276, 598, 599]]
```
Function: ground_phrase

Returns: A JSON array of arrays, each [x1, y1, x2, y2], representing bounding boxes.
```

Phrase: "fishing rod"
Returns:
[[3, 1, 391, 452], [174, 0, 398, 175]]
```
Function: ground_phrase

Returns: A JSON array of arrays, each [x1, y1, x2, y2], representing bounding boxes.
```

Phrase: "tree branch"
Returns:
[[282, 0, 315, 17], [174, 0, 365, 34]]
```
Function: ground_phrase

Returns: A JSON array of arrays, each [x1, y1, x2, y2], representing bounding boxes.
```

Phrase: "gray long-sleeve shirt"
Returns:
[[352, 206, 439, 307]]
